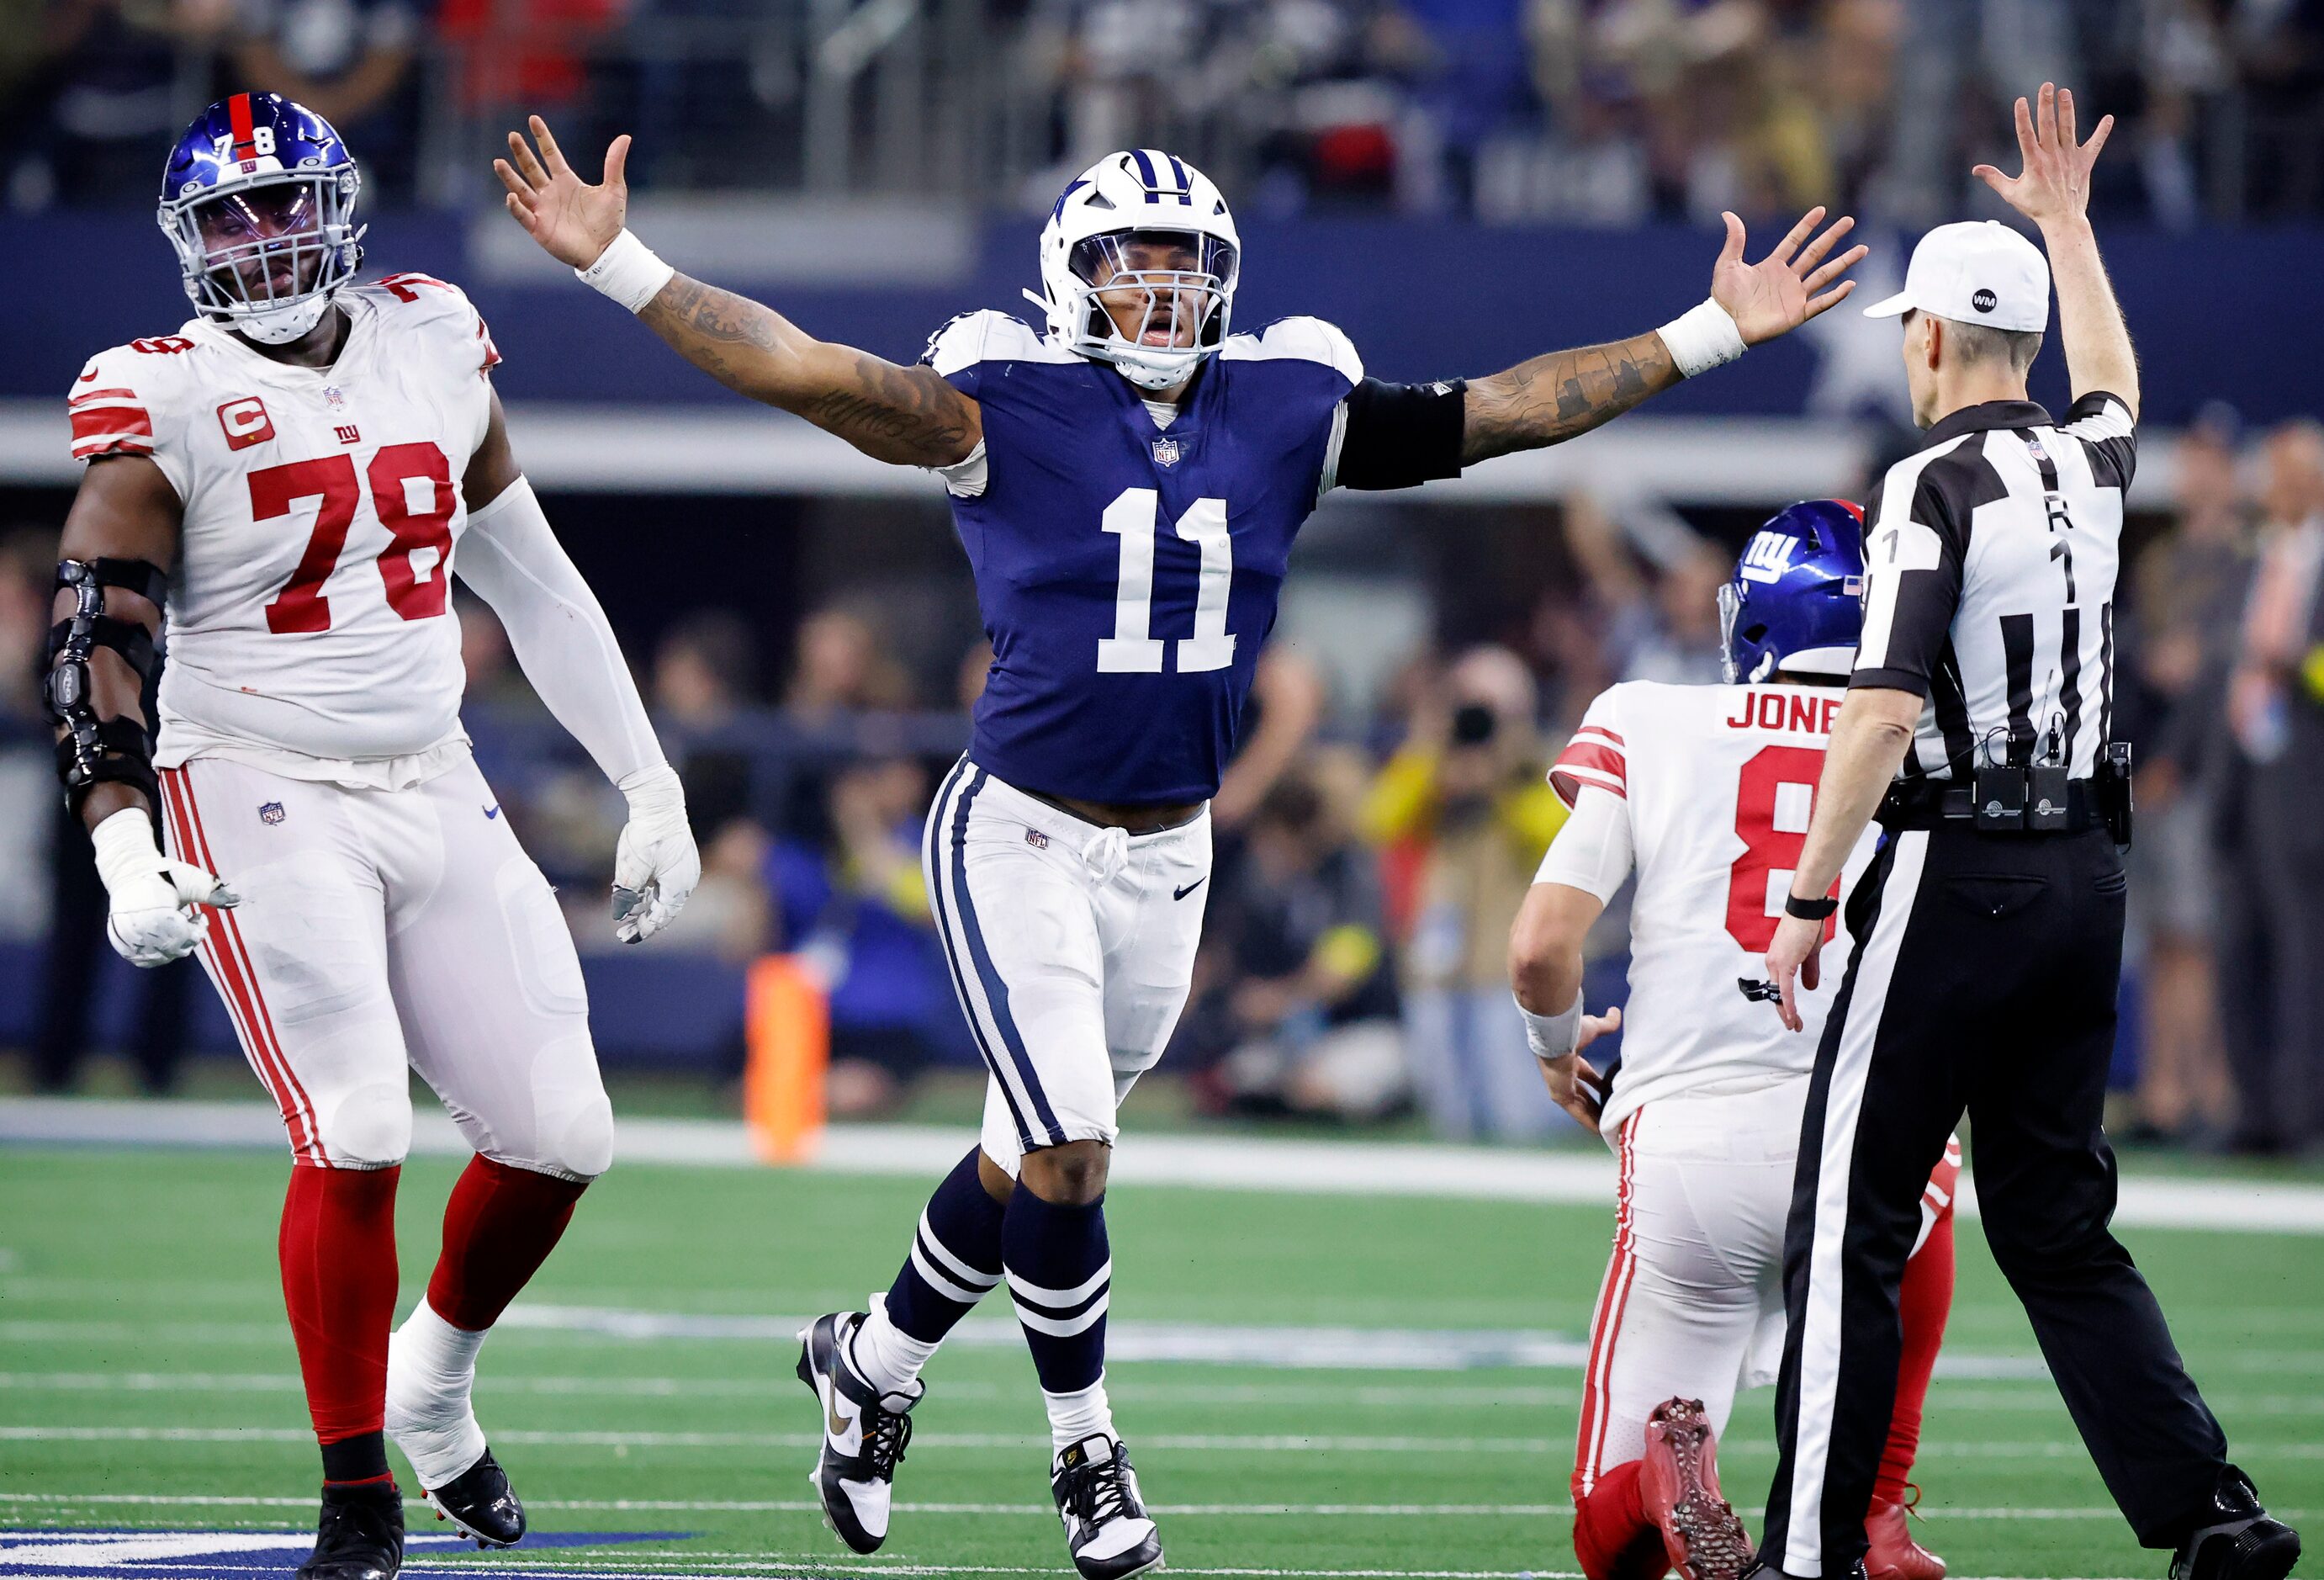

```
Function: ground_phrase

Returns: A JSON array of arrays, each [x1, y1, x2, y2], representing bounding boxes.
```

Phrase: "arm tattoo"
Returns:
[[637, 273, 977, 465], [796, 352, 973, 459], [1459, 331, 1680, 464]]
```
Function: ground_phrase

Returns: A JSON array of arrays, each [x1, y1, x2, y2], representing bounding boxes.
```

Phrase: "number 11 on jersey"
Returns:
[[1097, 486, 1236, 675]]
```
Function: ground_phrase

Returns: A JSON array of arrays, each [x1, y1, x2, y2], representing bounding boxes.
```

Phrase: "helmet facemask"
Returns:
[[1061, 229, 1238, 392], [161, 165, 363, 346]]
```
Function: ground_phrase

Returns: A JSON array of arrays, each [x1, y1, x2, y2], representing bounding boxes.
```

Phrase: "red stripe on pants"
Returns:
[[170, 766, 323, 1161], [1574, 1111, 1642, 1498], [160, 771, 310, 1159]]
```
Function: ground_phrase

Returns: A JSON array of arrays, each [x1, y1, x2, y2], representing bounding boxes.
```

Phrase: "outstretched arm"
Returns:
[[1975, 83, 2136, 418], [496, 119, 980, 469], [1460, 206, 1866, 464]]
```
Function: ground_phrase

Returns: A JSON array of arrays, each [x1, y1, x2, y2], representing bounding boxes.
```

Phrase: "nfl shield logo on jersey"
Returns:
[[1151, 437, 1182, 469], [258, 801, 286, 825]]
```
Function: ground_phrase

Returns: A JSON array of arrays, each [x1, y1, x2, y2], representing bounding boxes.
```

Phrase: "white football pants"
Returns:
[[157, 753, 611, 1180], [1572, 1079, 1960, 1498], [922, 759, 1210, 1174]]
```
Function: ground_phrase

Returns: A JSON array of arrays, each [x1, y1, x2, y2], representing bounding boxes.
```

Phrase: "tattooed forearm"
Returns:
[[1459, 331, 1680, 464], [636, 273, 980, 466], [797, 353, 974, 459]]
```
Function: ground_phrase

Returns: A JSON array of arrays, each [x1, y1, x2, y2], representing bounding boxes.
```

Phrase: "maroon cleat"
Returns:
[[1639, 1397, 1755, 1580], [1864, 1495, 1945, 1580]]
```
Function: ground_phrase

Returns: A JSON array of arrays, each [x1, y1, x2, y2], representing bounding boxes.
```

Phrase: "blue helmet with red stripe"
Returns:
[[1035, 150, 1241, 391], [158, 93, 364, 345], [1718, 499, 1868, 685]]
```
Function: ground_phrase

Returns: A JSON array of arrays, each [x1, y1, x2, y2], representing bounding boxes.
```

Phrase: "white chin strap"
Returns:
[[229, 292, 334, 345], [1102, 343, 1204, 391]]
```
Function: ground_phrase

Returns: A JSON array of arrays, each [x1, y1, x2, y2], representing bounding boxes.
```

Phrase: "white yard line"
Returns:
[[3, 1426, 2319, 1460], [7, 1099, 2322, 1234], [487, 1303, 2054, 1380], [3, 1492, 2320, 1524]]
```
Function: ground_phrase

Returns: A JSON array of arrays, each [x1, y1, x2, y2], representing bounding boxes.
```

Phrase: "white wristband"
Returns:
[[575, 230, 675, 315], [1656, 297, 1748, 379], [90, 807, 166, 898], [1517, 990, 1586, 1063], [618, 762, 685, 814]]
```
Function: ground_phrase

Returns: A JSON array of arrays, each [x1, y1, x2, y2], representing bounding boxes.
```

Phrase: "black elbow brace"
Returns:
[[45, 557, 167, 821], [1332, 376, 1468, 491]]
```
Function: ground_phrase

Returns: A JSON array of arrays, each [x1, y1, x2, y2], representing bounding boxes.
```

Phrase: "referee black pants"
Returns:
[[1756, 824, 2228, 1577]]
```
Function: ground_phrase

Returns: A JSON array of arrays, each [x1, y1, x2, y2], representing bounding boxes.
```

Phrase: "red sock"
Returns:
[[425, 1155, 590, 1332], [1572, 1459, 1673, 1580], [1876, 1203, 1956, 1506], [279, 1164, 401, 1450]]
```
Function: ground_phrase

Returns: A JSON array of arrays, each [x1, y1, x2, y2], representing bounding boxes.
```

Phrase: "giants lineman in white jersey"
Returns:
[[48, 93, 698, 1580], [1508, 505, 1958, 1580]]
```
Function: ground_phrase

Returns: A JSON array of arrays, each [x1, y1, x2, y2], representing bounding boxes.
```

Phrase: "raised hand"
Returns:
[[1710, 206, 1869, 346], [495, 116, 631, 271], [1974, 82, 2112, 231]]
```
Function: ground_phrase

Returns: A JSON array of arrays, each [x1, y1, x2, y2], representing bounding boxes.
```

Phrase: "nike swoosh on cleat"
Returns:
[[1173, 877, 1206, 901], [828, 1399, 855, 1439], [484, 805, 500, 819]]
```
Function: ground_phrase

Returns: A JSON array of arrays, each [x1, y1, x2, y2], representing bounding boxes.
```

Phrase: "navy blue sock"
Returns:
[[1002, 1183, 1110, 1394], [881, 1148, 1007, 1344]]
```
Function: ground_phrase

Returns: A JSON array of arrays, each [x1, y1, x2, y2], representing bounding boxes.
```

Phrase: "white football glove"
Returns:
[[610, 764, 700, 943], [91, 807, 240, 968]]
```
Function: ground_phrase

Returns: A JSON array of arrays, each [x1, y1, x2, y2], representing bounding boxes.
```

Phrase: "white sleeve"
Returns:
[[1533, 784, 1633, 903], [455, 477, 668, 787]]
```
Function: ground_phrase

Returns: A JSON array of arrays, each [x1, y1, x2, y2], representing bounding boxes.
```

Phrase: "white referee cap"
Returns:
[[1863, 220, 2051, 333]]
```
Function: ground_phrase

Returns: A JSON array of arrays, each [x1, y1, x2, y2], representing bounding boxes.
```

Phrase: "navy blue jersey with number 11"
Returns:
[[924, 309, 1363, 806]]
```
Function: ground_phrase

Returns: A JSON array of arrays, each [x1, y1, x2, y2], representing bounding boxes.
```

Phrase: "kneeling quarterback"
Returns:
[[1510, 506, 1959, 1580], [50, 93, 698, 1580]]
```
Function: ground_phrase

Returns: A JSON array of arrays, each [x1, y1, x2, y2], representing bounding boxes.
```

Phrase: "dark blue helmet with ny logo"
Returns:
[[158, 92, 365, 346], [1719, 499, 1868, 685]]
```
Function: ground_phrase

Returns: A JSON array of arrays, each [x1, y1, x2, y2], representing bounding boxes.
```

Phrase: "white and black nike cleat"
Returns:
[[796, 1312, 921, 1554], [298, 1481, 404, 1580], [1051, 1434, 1162, 1580], [418, 1449, 525, 1548]]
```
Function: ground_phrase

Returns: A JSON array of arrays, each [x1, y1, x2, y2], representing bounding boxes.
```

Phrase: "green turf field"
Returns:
[[2, 1144, 2316, 1579]]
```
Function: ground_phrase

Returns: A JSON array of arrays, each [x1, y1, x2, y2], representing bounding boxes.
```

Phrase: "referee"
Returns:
[[1749, 87, 2300, 1580]]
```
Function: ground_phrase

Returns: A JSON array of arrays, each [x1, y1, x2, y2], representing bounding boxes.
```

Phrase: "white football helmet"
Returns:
[[1032, 150, 1241, 391]]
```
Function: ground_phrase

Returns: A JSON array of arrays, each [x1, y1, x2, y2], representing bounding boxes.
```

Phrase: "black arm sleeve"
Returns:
[[1331, 377, 1468, 491]]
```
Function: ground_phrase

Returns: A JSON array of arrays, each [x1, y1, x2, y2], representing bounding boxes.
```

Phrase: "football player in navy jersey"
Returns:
[[499, 119, 1866, 1579]]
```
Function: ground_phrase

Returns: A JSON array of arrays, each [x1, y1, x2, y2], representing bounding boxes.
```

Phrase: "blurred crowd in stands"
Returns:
[[3, 0, 2319, 221], [10, 412, 2324, 1158]]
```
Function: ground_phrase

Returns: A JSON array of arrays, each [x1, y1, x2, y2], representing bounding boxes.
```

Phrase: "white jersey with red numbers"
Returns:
[[1543, 679, 1882, 1135], [68, 274, 502, 782]]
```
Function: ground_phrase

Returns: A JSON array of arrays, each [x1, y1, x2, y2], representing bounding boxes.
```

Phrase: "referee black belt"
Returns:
[[1878, 778, 2103, 834]]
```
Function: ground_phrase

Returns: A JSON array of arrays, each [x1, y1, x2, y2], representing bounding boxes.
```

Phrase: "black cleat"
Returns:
[[796, 1312, 920, 1554], [422, 1447, 526, 1548], [2171, 1466, 2300, 1580], [298, 1481, 404, 1580], [1051, 1434, 1163, 1580]]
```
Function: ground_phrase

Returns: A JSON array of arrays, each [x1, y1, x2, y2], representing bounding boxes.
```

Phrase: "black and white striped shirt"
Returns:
[[1853, 393, 2137, 781]]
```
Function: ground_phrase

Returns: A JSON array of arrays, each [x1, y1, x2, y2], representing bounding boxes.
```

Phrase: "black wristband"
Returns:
[[1784, 892, 1839, 921]]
